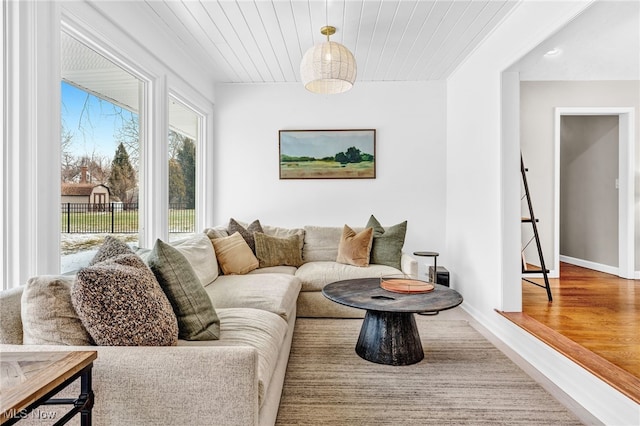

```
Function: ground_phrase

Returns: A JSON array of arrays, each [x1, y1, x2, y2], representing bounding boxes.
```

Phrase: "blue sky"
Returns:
[[61, 81, 137, 159]]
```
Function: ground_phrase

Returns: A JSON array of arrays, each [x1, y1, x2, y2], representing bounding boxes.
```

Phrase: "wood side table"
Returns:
[[0, 351, 97, 425]]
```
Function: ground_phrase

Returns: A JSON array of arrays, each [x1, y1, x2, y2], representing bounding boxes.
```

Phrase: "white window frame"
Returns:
[[168, 92, 209, 237], [2, 2, 214, 289]]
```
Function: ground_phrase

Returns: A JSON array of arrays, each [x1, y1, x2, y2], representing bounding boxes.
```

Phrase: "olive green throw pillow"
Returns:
[[366, 215, 407, 270], [254, 232, 303, 268], [148, 239, 220, 341]]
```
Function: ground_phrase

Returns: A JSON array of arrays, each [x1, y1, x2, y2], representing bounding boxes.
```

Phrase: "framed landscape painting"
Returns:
[[279, 129, 376, 179]]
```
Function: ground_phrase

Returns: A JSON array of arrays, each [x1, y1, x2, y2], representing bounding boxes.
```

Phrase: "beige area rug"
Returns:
[[276, 317, 583, 425]]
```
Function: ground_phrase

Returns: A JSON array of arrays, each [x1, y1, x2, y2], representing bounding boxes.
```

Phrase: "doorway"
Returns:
[[554, 107, 635, 279]]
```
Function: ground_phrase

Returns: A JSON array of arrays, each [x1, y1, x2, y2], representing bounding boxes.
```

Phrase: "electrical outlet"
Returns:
[[615, 178, 619, 189]]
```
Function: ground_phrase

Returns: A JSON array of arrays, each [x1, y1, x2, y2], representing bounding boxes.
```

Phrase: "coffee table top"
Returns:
[[322, 277, 463, 313], [0, 351, 97, 423]]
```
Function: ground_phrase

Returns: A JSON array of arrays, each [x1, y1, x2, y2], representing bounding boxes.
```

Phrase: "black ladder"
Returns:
[[521, 155, 552, 302]]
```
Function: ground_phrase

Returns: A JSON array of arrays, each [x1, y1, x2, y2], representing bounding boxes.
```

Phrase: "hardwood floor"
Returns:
[[501, 262, 640, 403]]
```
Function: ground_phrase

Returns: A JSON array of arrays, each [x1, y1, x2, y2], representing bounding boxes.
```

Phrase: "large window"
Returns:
[[60, 31, 142, 272], [168, 97, 199, 241]]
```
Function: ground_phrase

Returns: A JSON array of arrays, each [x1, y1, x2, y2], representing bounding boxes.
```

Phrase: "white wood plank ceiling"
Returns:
[[140, 0, 517, 83]]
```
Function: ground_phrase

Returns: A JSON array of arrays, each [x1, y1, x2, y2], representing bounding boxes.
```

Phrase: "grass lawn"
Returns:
[[280, 161, 374, 179], [61, 209, 194, 234]]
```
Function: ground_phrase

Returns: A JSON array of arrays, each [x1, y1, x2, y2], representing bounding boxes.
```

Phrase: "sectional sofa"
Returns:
[[0, 219, 417, 425]]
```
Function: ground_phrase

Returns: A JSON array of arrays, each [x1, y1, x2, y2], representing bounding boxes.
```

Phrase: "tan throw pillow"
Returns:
[[21, 275, 93, 346], [254, 232, 303, 268], [336, 225, 374, 267], [72, 254, 178, 346], [212, 232, 259, 275]]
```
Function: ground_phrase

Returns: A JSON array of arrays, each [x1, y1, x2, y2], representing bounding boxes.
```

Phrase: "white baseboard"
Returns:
[[559, 255, 619, 276], [461, 303, 639, 426]]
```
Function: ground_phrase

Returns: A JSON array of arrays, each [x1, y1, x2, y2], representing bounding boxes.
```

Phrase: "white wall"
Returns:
[[520, 80, 640, 273], [212, 81, 447, 276], [447, 0, 639, 424]]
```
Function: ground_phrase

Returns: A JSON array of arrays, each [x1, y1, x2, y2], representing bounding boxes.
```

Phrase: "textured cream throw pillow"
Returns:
[[21, 275, 93, 346], [212, 232, 259, 275], [336, 225, 374, 267]]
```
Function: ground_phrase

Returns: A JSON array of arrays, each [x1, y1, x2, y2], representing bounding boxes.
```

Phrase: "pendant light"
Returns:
[[300, 25, 357, 94]]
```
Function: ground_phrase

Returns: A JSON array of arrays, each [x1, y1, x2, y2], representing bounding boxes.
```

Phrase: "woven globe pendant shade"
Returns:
[[300, 37, 356, 94]]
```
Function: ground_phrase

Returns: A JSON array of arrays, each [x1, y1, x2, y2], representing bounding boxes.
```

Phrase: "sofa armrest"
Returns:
[[0, 344, 260, 426], [401, 253, 418, 277]]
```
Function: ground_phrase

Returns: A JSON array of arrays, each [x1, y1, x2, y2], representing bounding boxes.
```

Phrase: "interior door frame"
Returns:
[[553, 107, 636, 279]]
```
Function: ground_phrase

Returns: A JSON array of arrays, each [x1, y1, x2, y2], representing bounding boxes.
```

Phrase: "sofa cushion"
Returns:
[[135, 234, 218, 286], [72, 254, 178, 346], [229, 218, 263, 253], [212, 232, 259, 275], [89, 236, 134, 265], [302, 226, 347, 262], [366, 215, 407, 270], [254, 232, 303, 268], [336, 225, 374, 267], [21, 275, 93, 346], [170, 233, 219, 286], [203, 225, 229, 240], [148, 239, 220, 341], [204, 274, 301, 322], [178, 307, 288, 408], [249, 265, 297, 276], [295, 261, 403, 292]]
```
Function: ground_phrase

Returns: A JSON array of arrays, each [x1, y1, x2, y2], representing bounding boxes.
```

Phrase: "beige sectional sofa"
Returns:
[[0, 222, 416, 425]]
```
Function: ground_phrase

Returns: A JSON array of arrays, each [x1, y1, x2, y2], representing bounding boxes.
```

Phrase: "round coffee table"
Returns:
[[322, 277, 463, 366]]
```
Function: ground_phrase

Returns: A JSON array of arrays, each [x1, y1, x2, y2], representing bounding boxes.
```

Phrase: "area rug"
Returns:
[[276, 317, 583, 425]]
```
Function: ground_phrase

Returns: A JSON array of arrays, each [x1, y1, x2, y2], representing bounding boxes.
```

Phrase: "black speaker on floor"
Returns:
[[429, 266, 449, 287]]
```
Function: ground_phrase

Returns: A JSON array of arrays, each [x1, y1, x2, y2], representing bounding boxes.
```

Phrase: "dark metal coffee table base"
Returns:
[[323, 278, 463, 366], [356, 310, 423, 366]]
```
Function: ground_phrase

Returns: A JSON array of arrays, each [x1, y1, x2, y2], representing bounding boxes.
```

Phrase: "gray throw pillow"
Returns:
[[147, 239, 220, 340], [89, 236, 134, 266], [228, 218, 263, 253], [366, 215, 407, 269], [72, 254, 178, 346]]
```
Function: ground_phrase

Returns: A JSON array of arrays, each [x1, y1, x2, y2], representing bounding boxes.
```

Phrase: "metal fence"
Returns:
[[61, 203, 195, 234]]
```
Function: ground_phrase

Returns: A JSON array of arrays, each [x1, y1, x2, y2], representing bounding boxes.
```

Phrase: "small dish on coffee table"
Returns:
[[380, 275, 435, 294]]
